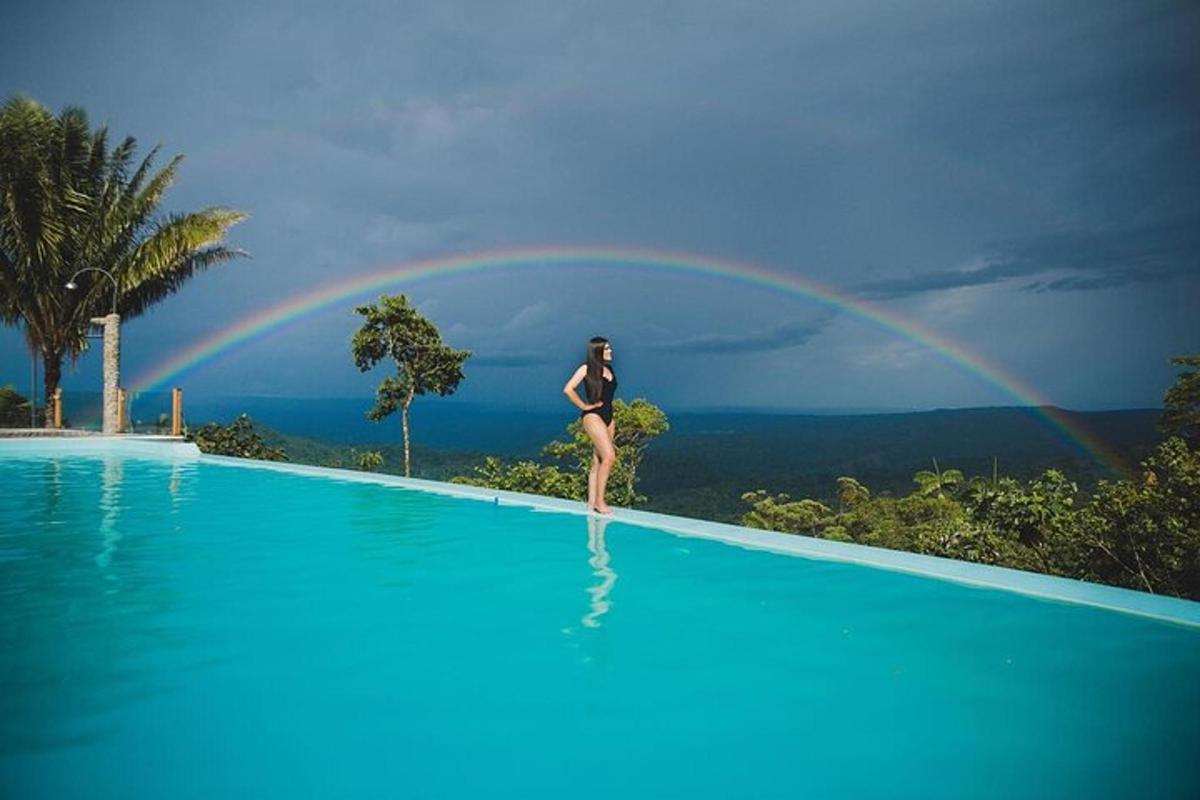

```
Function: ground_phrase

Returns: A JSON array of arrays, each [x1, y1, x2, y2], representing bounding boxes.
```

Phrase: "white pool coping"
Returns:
[[4, 437, 1199, 629], [0, 435, 197, 457]]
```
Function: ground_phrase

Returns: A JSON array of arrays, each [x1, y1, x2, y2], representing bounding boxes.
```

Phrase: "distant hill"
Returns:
[[637, 407, 1160, 522], [58, 391, 567, 454], [47, 391, 1162, 524]]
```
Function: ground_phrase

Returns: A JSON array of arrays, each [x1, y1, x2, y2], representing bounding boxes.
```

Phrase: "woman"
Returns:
[[563, 336, 618, 514]]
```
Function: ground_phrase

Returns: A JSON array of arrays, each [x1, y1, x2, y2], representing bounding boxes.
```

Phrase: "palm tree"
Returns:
[[913, 458, 964, 498], [0, 95, 247, 405]]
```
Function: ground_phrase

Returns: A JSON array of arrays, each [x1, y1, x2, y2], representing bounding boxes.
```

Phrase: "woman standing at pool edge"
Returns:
[[563, 337, 618, 515]]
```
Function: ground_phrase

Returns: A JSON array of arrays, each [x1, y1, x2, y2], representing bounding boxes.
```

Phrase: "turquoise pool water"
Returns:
[[1, 444, 1198, 799]]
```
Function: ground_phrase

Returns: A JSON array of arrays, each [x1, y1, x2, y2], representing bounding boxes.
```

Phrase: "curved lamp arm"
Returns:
[[65, 267, 119, 316]]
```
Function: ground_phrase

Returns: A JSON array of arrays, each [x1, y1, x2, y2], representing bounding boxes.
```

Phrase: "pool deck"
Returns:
[[4, 435, 1199, 628], [0, 429, 184, 439]]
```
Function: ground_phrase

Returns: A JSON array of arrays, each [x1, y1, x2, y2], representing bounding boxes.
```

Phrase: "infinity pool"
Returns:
[[1, 441, 1198, 799]]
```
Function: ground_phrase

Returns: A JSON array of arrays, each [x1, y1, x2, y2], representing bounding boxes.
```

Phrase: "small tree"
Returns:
[[0, 384, 41, 427], [1159, 354, 1200, 445], [354, 449, 384, 472], [452, 456, 586, 499], [351, 294, 470, 477], [741, 490, 832, 536], [543, 398, 669, 506], [1080, 437, 1200, 598], [189, 414, 287, 461], [452, 398, 669, 505], [912, 458, 963, 498], [836, 476, 871, 511]]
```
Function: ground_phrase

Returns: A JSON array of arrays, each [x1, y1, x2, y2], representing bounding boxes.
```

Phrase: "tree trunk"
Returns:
[[42, 348, 62, 429], [402, 387, 415, 477], [402, 406, 411, 477]]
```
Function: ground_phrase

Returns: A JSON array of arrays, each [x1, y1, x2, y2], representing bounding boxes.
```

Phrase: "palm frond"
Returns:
[[118, 243, 250, 318], [123, 144, 163, 199]]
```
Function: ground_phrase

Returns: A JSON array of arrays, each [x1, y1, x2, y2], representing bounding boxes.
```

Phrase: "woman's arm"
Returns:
[[563, 364, 602, 411]]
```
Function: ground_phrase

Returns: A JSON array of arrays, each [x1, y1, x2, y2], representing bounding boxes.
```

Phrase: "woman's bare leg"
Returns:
[[587, 450, 600, 508], [581, 414, 616, 513], [606, 420, 616, 499]]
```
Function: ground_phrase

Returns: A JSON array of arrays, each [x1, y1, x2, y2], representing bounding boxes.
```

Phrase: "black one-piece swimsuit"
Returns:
[[580, 373, 617, 425]]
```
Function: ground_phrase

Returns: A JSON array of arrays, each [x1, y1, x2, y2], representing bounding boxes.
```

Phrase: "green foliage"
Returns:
[[971, 471, 1079, 545], [451, 456, 585, 499], [0, 384, 42, 427], [247, 425, 479, 480], [351, 293, 470, 477], [189, 414, 287, 461], [1079, 437, 1200, 598], [0, 95, 247, 400], [543, 398, 669, 506], [1159, 354, 1200, 444], [912, 458, 964, 497], [453, 398, 669, 506], [741, 435, 1200, 600], [354, 449, 384, 472], [613, 398, 670, 501], [736, 350, 1200, 598], [741, 491, 831, 536], [836, 476, 871, 510]]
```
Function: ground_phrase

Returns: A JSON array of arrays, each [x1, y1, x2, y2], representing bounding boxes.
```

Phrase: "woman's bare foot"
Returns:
[[591, 503, 613, 515]]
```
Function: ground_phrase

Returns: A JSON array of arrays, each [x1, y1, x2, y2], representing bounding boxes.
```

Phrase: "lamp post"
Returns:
[[66, 268, 121, 434]]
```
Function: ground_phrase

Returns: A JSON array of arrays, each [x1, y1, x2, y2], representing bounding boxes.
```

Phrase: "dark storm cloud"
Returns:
[[853, 215, 1200, 299], [1009, 218, 1200, 292], [650, 316, 833, 355], [1021, 272, 1161, 293], [851, 261, 1034, 300]]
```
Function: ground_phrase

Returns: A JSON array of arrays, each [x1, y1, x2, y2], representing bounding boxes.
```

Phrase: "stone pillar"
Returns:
[[171, 388, 183, 436], [95, 313, 121, 434], [117, 388, 127, 433]]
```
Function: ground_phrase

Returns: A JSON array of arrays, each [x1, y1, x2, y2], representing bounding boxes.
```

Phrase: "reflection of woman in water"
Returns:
[[583, 515, 617, 629], [562, 336, 618, 515]]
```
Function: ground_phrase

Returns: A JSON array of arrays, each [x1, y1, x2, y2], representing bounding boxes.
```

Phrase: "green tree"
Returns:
[[740, 441, 1200, 600], [452, 456, 586, 499], [965, 469, 1084, 574], [1080, 437, 1200, 598], [354, 449, 385, 472], [1159, 354, 1200, 445], [743, 477, 1003, 564], [0, 384, 42, 427], [189, 414, 287, 461], [543, 398, 669, 506], [741, 490, 832, 536], [0, 96, 247, 402], [351, 294, 470, 477], [836, 476, 871, 511], [912, 458, 964, 498], [453, 398, 669, 505]]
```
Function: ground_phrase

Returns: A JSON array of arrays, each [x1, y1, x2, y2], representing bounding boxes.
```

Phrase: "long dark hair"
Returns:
[[584, 336, 609, 403]]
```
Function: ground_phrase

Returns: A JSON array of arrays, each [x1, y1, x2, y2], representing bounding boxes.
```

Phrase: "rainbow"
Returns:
[[129, 245, 1128, 473]]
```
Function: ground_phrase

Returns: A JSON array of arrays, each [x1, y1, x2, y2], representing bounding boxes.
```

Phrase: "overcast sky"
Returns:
[[2, 0, 1196, 411]]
